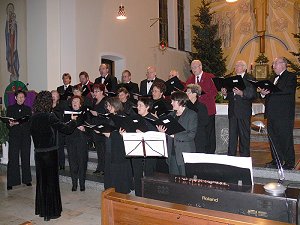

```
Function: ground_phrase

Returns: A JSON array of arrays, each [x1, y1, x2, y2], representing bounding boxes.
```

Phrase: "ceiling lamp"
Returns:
[[116, 5, 127, 20], [226, 0, 238, 2]]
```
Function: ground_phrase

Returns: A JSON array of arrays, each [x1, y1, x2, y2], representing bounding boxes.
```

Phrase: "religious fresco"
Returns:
[[192, 0, 300, 73], [5, 3, 19, 82]]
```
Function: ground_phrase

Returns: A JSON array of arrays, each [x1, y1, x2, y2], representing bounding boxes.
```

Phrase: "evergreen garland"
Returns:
[[287, 33, 300, 88], [0, 109, 9, 145], [189, 0, 227, 77]]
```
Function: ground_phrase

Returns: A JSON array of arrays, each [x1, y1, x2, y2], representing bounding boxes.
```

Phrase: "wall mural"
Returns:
[[5, 3, 19, 82], [209, 0, 299, 73]]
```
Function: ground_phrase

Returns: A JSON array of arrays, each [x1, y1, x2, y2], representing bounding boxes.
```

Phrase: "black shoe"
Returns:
[[26, 183, 32, 186], [72, 185, 77, 191], [93, 170, 100, 174], [80, 187, 85, 192], [44, 217, 50, 221], [59, 166, 65, 170], [265, 161, 277, 168], [7, 186, 12, 190], [283, 164, 294, 170]]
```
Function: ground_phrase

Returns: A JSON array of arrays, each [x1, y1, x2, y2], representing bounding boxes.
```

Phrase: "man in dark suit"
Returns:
[[221, 60, 257, 157], [117, 69, 139, 97], [186, 60, 218, 154], [57, 73, 73, 101], [140, 66, 164, 96], [259, 57, 297, 170], [95, 64, 117, 92]]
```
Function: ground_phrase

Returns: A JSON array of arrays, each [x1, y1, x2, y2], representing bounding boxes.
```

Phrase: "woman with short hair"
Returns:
[[157, 91, 198, 176]]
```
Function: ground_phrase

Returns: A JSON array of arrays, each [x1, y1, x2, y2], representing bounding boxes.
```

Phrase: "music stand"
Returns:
[[182, 153, 253, 186], [123, 131, 168, 176]]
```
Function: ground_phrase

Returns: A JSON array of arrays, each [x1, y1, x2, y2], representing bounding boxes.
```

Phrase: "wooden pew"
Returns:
[[102, 188, 291, 225]]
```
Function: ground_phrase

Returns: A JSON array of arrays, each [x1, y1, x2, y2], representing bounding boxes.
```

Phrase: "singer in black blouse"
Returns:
[[6, 90, 32, 190], [131, 97, 157, 196], [88, 83, 108, 174]]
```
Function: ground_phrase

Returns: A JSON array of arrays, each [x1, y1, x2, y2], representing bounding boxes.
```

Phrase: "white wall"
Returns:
[[27, 0, 47, 91], [1, 0, 190, 96]]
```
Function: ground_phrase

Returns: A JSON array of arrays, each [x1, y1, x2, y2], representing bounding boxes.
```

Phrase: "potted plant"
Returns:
[[0, 109, 8, 144], [0, 108, 9, 164]]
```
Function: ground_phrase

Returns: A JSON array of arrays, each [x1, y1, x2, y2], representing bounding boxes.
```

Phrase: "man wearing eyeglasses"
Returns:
[[221, 60, 256, 157], [139, 66, 164, 96], [259, 57, 297, 170], [186, 60, 218, 154]]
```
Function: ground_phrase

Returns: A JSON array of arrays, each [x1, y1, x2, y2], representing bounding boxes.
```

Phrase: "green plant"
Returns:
[[189, 0, 227, 77], [215, 92, 228, 103], [0, 108, 9, 145], [255, 53, 269, 64]]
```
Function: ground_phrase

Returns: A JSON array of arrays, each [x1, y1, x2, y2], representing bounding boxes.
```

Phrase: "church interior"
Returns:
[[1, 0, 300, 224]]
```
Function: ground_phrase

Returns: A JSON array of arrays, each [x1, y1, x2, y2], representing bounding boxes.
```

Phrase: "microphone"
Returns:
[[251, 121, 286, 196]]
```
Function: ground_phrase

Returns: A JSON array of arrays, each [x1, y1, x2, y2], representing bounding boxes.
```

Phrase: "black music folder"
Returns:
[[131, 93, 152, 99], [128, 115, 150, 132], [94, 123, 117, 133], [0, 115, 30, 124], [165, 76, 185, 95], [154, 115, 185, 135], [152, 100, 172, 117], [213, 75, 246, 91], [105, 91, 117, 97], [247, 79, 281, 93], [110, 114, 146, 132], [84, 121, 117, 133]]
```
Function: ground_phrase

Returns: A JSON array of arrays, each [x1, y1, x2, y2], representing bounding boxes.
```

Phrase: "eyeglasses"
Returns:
[[191, 65, 200, 70]]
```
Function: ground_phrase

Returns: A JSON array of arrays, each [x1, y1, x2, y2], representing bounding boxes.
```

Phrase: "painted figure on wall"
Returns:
[[221, 12, 233, 48], [5, 3, 19, 82], [253, 0, 268, 53]]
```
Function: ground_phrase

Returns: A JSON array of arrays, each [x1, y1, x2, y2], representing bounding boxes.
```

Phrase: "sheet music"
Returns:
[[123, 131, 168, 157], [64, 111, 82, 115]]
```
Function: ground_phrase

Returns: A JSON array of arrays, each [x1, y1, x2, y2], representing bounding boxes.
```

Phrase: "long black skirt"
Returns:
[[35, 149, 62, 219]]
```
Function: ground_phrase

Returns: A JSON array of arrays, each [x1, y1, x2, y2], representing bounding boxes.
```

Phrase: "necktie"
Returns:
[[64, 85, 67, 90], [274, 75, 280, 85], [197, 76, 201, 83], [101, 76, 105, 83], [147, 80, 153, 83]]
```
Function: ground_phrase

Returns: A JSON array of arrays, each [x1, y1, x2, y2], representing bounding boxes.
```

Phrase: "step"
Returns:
[[250, 129, 300, 144]]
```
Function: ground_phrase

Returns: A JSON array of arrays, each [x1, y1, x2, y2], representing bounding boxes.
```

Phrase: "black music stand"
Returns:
[[123, 132, 168, 176]]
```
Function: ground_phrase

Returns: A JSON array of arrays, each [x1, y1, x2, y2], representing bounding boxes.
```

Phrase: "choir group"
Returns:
[[4, 57, 296, 221]]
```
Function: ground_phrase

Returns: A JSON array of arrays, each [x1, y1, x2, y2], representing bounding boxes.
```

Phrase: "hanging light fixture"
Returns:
[[226, 0, 238, 2], [116, 5, 127, 20]]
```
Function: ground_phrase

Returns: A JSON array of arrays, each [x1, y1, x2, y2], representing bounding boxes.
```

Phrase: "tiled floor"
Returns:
[[0, 171, 103, 225], [0, 141, 299, 225]]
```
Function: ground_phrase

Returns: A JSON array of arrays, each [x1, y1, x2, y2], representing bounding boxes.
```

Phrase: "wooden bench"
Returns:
[[102, 188, 291, 225]]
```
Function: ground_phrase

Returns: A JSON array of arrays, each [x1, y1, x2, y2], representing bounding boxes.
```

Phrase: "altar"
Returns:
[[215, 103, 265, 154]]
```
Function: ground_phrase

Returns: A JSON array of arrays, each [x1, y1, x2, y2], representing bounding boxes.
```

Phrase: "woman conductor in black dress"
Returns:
[[30, 91, 82, 221]]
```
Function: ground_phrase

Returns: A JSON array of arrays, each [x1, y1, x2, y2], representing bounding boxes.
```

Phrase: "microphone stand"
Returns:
[[252, 121, 286, 196]]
